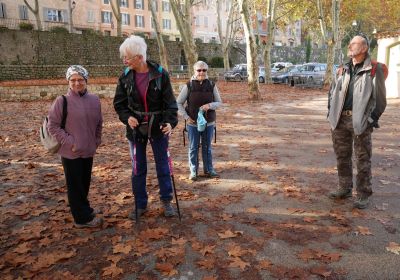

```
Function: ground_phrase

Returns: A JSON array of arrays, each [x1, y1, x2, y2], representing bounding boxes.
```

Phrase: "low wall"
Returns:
[[0, 65, 123, 81], [0, 81, 186, 101]]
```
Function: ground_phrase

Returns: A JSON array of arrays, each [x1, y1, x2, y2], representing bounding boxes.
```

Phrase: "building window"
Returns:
[[104, 30, 111, 36], [120, 0, 129, 8], [135, 0, 144, 9], [195, 16, 200, 27], [101, 11, 112, 23], [148, 0, 158, 11], [135, 15, 144, 27], [87, 10, 95, 23], [19, 5, 28, 20], [162, 1, 170, 12], [103, 0, 110, 4], [162, 18, 171, 30], [121, 13, 130, 25], [204, 16, 208, 27], [46, 9, 65, 22]]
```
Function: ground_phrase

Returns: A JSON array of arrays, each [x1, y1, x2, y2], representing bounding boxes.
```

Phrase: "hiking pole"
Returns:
[[183, 120, 187, 147], [132, 141, 140, 226], [166, 140, 182, 222]]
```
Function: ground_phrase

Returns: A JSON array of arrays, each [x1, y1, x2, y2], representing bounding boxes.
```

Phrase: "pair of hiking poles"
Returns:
[[132, 138, 182, 224]]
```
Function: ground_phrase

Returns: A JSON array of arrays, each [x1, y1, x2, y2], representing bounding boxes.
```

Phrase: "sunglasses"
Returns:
[[196, 69, 207, 72]]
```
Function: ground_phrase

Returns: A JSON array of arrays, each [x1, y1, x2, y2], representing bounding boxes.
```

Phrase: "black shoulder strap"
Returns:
[[60, 95, 68, 129]]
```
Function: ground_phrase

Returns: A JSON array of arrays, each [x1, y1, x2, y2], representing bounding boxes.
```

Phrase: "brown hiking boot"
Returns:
[[328, 188, 352, 199]]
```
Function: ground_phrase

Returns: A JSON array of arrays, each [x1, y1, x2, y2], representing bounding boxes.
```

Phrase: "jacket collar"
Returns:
[[345, 54, 372, 73], [124, 60, 162, 81]]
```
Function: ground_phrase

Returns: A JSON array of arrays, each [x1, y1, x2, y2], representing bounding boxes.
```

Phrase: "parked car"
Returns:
[[271, 65, 296, 84], [271, 62, 293, 72], [258, 66, 266, 83], [224, 64, 248, 81], [287, 65, 305, 86], [291, 63, 327, 86], [224, 64, 266, 83]]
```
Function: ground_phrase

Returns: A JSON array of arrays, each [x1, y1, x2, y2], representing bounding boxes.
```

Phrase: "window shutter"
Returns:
[[43, 7, 48, 21], [0, 3, 6, 18], [62, 10, 68, 23], [18, 5, 23, 19]]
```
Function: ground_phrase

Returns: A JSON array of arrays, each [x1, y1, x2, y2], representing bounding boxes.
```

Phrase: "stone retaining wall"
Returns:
[[0, 83, 185, 101]]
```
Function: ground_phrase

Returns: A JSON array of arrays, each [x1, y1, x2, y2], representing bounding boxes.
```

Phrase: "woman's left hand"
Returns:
[[161, 123, 172, 135], [200, 104, 210, 111]]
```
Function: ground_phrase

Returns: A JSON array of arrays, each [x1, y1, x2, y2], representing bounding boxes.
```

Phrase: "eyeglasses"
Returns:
[[196, 69, 207, 72], [123, 55, 140, 61], [69, 79, 86, 83]]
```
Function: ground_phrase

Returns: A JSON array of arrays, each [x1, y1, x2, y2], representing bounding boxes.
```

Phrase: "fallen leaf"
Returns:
[[197, 258, 215, 270], [228, 257, 250, 271], [356, 226, 373, 236], [218, 230, 238, 239], [257, 259, 273, 269], [102, 263, 123, 277], [141, 228, 169, 240], [13, 242, 31, 254], [310, 265, 332, 277], [200, 245, 215, 256], [155, 262, 178, 276], [386, 242, 400, 255], [246, 207, 260, 213], [113, 243, 132, 254], [303, 217, 317, 223], [31, 250, 76, 271], [202, 276, 217, 280], [171, 237, 187, 246], [227, 245, 246, 257]]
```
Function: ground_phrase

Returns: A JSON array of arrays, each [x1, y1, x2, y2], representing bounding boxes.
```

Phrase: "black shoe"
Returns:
[[328, 188, 352, 199]]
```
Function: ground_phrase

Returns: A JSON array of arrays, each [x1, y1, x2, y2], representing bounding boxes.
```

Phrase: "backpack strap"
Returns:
[[60, 95, 68, 129], [155, 65, 163, 91], [371, 60, 389, 80]]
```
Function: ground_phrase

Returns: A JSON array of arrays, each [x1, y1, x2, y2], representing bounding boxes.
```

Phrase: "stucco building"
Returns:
[[376, 30, 400, 98]]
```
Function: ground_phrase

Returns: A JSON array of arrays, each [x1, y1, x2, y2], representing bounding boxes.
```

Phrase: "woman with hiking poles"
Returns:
[[177, 61, 223, 181], [113, 35, 179, 219]]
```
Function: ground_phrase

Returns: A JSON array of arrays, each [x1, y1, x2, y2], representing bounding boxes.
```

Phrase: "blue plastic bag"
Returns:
[[197, 109, 207, 132]]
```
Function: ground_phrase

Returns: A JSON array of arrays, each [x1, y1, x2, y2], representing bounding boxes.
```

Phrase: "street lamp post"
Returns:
[[69, 0, 76, 33]]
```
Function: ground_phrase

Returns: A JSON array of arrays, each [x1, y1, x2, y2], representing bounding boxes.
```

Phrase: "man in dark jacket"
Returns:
[[114, 35, 178, 218], [327, 34, 386, 209]]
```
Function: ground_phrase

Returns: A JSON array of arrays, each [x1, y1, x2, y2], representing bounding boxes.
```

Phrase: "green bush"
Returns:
[[49, 26, 69, 33], [19, 22, 34, 30], [209, 56, 224, 68]]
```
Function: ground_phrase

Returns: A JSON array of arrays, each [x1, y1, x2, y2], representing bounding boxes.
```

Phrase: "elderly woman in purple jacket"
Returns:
[[48, 65, 103, 228]]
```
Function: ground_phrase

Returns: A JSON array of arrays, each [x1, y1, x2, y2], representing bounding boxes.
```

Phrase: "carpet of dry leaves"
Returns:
[[1, 81, 399, 280]]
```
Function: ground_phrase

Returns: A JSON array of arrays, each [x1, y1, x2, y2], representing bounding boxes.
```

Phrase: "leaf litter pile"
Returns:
[[1, 82, 399, 279]]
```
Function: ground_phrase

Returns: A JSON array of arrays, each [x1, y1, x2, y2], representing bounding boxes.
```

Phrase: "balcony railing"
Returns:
[[0, 18, 101, 32]]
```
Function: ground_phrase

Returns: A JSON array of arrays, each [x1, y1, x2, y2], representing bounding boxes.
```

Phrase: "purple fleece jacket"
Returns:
[[48, 89, 102, 159]]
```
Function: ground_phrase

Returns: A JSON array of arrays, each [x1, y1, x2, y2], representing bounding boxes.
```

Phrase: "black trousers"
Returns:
[[61, 157, 94, 224]]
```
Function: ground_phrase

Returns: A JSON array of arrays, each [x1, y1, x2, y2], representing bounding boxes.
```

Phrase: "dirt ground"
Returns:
[[1, 82, 399, 280]]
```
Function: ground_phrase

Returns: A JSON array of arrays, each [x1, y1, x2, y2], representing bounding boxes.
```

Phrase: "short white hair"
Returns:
[[119, 35, 147, 61], [193, 60, 208, 71]]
